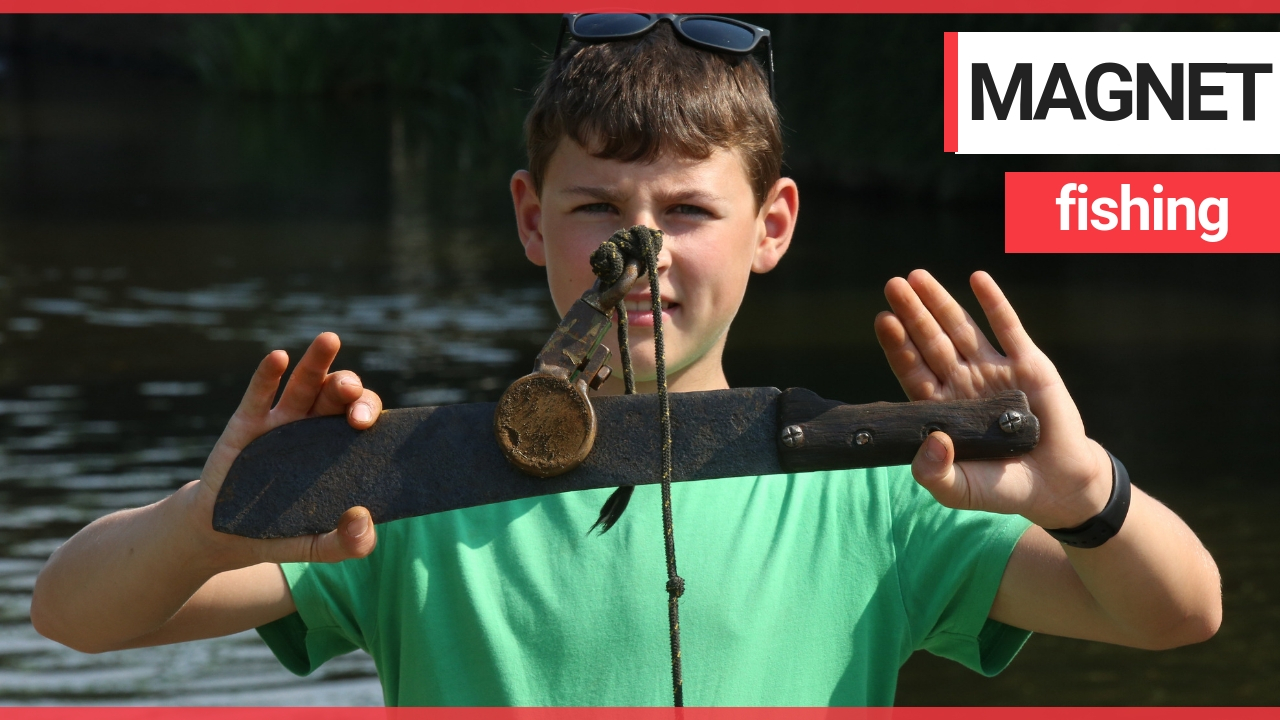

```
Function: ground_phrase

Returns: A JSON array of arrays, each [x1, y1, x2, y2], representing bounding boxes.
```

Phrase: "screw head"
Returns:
[[780, 424, 805, 448], [998, 409, 1024, 434], [854, 430, 872, 446]]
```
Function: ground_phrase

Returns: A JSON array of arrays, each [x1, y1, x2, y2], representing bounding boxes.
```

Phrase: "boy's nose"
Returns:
[[653, 242, 672, 272], [624, 210, 660, 232], [618, 216, 672, 273]]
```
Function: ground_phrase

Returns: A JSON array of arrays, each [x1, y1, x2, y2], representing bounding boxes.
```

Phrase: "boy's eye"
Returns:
[[670, 204, 712, 218], [574, 202, 617, 215]]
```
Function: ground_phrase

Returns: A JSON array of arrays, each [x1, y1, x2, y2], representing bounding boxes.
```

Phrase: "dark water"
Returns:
[[1, 59, 1277, 706]]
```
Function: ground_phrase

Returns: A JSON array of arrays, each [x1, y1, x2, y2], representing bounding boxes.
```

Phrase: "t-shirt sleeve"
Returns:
[[886, 464, 1033, 676], [256, 559, 373, 677]]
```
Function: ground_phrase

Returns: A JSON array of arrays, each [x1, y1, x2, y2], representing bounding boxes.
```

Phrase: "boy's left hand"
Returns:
[[875, 269, 1221, 650], [874, 269, 1112, 530]]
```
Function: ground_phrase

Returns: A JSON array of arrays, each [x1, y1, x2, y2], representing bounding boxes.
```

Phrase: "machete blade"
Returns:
[[214, 387, 781, 539]]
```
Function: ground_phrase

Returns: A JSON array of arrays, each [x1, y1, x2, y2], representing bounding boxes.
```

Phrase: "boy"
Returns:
[[31, 17, 1220, 706]]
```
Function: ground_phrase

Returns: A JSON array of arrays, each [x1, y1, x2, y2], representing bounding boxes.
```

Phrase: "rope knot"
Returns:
[[666, 575, 685, 598], [589, 226, 664, 285]]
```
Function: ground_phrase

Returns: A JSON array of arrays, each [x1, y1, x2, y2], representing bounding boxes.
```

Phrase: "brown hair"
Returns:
[[524, 22, 783, 208]]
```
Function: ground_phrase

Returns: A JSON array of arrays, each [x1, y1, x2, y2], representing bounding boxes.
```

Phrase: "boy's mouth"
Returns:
[[622, 294, 677, 327]]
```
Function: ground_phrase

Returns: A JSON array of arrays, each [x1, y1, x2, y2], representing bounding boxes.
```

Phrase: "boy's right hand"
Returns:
[[194, 331, 383, 569], [32, 331, 386, 653]]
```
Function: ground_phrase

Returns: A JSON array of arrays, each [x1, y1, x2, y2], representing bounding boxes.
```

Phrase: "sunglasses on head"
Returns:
[[554, 13, 775, 100]]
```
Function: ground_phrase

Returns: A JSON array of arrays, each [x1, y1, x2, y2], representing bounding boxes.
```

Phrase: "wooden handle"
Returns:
[[776, 388, 1039, 473]]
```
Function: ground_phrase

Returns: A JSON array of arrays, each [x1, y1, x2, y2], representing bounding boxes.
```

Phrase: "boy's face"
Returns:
[[512, 140, 798, 392]]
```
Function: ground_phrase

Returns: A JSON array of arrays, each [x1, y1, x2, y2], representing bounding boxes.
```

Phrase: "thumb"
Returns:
[[911, 431, 970, 509], [263, 507, 378, 564]]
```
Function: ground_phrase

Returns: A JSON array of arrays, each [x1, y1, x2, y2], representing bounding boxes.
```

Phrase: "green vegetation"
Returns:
[[179, 14, 1280, 203], [186, 15, 558, 198]]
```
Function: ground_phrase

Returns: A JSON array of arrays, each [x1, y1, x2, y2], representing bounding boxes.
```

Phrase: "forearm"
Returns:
[[30, 337, 381, 654], [31, 480, 243, 653], [994, 486, 1221, 649], [1065, 485, 1221, 648]]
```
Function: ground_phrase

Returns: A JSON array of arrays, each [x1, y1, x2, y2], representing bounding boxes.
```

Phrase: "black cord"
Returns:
[[642, 232, 685, 707], [616, 303, 635, 395], [589, 305, 638, 537], [586, 226, 685, 706]]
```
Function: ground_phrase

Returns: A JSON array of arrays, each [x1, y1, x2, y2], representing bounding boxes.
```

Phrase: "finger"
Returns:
[[234, 350, 290, 418], [276, 332, 342, 417], [309, 370, 364, 418], [874, 311, 941, 400], [346, 388, 383, 430], [911, 431, 971, 510], [906, 268, 998, 363], [259, 507, 378, 565], [883, 276, 963, 382], [199, 350, 291, 491], [970, 272, 1037, 359]]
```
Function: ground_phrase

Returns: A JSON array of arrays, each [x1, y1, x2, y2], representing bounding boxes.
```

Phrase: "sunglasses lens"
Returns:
[[573, 14, 653, 39], [679, 18, 757, 52]]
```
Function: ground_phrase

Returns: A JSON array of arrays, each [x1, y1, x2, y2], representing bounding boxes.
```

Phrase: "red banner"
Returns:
[[4, 0, 1280, 12], [943, 31, 958, 153], [1006, 172, 1280, 253], [1, 709, 1279, 719]]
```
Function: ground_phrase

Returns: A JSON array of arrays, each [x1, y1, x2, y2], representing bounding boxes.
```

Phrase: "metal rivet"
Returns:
[[588, 364, 612, 391], [780, 424, 805, 448], [999, 410, 1023, 434], [854, 430, 872, 446]]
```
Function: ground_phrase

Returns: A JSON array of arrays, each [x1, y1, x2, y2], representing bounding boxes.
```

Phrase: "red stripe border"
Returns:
[[1, 709, 1279, 719], [943, 31, 958, 153], [6, 0, 1280, 11]]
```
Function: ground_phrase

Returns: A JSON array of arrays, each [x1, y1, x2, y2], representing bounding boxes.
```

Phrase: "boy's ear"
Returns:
[[752, 177, 799, 274], [511, 170, 546, 267]]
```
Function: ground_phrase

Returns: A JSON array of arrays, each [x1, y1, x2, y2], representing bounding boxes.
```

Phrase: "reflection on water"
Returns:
[[0, 374, 379, 703], [1, 55, 1278, 706], [16, 275, 544, 374], [0, 59, 554, 705]]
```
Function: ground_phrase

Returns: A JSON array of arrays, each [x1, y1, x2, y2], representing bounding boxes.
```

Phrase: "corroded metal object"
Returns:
[[494, 374, 598, 478], [213, 386, 1040, 539], [215, 387, 781, 538], [212, 233, 1044, 540], [493, 252, 641, 477]]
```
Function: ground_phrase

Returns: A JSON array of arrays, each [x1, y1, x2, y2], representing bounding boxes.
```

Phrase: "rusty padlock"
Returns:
[[493, 255, 640, 477]]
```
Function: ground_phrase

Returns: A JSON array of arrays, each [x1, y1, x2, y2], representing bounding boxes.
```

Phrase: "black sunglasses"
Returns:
[[554, 13, 775, 100]]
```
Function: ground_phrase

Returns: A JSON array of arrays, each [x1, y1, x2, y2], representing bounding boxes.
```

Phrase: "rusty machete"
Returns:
[[213, 386, 1038, 539]]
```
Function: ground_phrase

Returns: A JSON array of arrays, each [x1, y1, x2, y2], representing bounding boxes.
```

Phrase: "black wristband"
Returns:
[[1043, 451, 1131, 549]]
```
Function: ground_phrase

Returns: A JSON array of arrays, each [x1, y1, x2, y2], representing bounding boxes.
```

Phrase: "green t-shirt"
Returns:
[[257, 466, 1032, 706]]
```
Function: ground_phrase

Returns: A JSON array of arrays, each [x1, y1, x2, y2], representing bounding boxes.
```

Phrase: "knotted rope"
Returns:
[[588, 225, 686, 707]]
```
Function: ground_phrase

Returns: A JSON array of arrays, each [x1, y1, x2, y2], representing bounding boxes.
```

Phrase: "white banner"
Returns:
[[954, 32, 1280, 154]]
